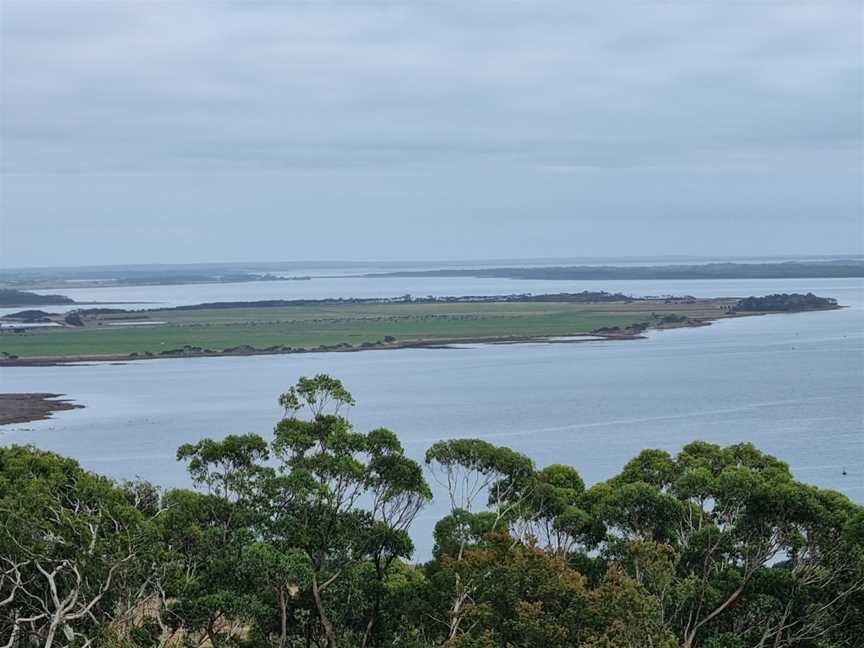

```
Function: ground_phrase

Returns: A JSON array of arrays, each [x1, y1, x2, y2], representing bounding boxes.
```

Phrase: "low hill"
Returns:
[[0, 288, 75, 306]]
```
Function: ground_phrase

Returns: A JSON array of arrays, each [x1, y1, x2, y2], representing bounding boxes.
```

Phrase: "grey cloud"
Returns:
[[0, 1, 861, 265]]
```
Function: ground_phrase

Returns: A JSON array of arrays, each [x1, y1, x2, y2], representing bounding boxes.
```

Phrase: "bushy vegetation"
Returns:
[[0, 289, 74, 306], [2, 375, 862, 647], [732, 293, 838, 313]]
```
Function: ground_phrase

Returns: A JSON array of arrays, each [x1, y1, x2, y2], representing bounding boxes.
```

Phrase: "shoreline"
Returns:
[[0, 393, 84, 425], [0, 331, 645, 367]]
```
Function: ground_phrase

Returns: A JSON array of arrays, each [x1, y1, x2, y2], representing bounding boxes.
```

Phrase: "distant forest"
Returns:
[[733, 293, 838, 312], [365, 261, 864, 281], [163, 291, 636, 312], [2, 375, 861, 648], [2, 260, 862, 291], [0, 288, 74, 306]]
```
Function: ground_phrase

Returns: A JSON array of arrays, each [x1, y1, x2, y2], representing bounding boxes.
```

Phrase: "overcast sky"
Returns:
[[1, 1, 862, 267]]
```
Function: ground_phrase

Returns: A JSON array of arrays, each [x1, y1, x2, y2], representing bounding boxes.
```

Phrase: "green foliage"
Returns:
[[2, 379, 862, 648], [733, 292, 838, 312], [271, 377, 430, 648], [425, 438, 534, 514], [447, 533, 590, 648], [177, 433, 270, 500], [0, 445, 157, 647], [278, 374, 355, 417]]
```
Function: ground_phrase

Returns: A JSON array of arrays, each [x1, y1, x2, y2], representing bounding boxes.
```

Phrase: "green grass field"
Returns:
[[0, 300, 736, 360]]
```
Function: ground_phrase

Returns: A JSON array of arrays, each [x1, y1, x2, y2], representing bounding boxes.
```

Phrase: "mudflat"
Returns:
[[0, 393, 83, 425]]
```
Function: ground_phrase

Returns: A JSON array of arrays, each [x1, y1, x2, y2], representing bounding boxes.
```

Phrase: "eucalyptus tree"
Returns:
[[176, 433, 270, 502], [442, 531, 591, 648], [170, 434, 273, 647], [237, 542, 313, 648], [425, 439, 535, 552], [0, 446, 157, 648], [272, 374, 430, 648], [360, 427, 431, 647], [278, 373, 355, 418], [584, 441, 864, 647], [510, 463, 601, 556], [672, 443, 864, 647], [424, 438, 534, 645]]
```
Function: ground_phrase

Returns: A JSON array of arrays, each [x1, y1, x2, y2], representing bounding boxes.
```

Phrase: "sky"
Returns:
[[1, 1, 862, 268]]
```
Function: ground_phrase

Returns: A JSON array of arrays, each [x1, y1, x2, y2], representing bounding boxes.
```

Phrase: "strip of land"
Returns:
[[4, 259, 862, 290], [359, 260, 864, 280], [0, 393, 83, 425], [0, 293, 840, 366], [0, 273, 297, 292]]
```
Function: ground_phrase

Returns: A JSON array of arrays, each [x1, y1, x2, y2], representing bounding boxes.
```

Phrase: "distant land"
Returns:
[[0, 288, 75, 306], [0, 272, 299, 291], [1, 257, 862, 290], [0, 393, 83, 425], [0, 292, 840, 365], [360, 260, 864, 281]]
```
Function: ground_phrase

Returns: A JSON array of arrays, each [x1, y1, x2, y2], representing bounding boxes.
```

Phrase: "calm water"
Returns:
[[1, 277, 862, 557]]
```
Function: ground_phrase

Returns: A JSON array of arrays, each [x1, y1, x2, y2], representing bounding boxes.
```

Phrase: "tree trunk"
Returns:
[[311, 574, 337, 648], [442, 539, 470, 646], [362, 559, 387, 648], [361, 608, 376, 648], [278, 586, 288, 648], [362, 595, 382, 648], [682, 584, 745, 648], [43, 617, 60, 648], [444, 578, 466, 646]]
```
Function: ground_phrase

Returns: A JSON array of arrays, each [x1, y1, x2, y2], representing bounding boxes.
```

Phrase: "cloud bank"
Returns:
[[1, 1, 861, 265]]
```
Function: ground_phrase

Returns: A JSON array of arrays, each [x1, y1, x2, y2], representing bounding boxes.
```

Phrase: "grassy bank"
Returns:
[[1, 298, 742, 363]]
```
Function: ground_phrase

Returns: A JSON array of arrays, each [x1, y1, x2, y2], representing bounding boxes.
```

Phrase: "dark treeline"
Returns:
[[0, 289, 74, 306], [0, 310, 57, 323], [732, 293, 838, 313], [162, 292, 636, 312], [365, 261, 864, 281], [72, 273, 283, 286], [0, 293, 633, 321], [0, 273, 282, 289], [2, 375, 862, 648]]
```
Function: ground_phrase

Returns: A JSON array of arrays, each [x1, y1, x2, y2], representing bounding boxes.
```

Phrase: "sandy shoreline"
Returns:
[[0, 331, 645, 367], [0, 393, 84, 426]]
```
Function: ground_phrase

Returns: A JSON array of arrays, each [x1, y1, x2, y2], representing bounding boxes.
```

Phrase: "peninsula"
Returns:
[[0, 292, 839, 366]]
